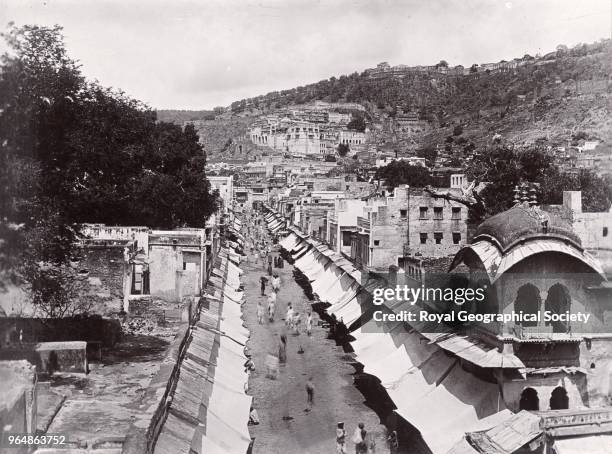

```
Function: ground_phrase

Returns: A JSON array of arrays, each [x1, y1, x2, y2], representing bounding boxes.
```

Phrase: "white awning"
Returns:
[[327, 281, 360, 316], [334, 296, 363, 326], [201, 383, 252, 454], [553, 435, 612, 454], [279, 233, 299, 250], [395, 363, 508, 454]]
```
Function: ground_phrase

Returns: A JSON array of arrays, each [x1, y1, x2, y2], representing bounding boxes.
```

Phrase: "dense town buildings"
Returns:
[[265, 173, 612, 452], [247, 104, 370, 156]]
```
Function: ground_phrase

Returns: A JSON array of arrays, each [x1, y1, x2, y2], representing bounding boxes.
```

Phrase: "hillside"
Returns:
[[168, 40, 611, 162], [230, 41, 610, 117], [231, 40, 611, 147], [156, 109, 218, 123], [193, 116, 267, 161]]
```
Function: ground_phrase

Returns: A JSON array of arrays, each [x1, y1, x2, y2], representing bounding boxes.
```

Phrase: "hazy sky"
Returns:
[[1, 0, 610, 109]]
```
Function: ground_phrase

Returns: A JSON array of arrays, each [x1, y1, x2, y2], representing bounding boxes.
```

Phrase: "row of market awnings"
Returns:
[[154, 245, 252, 454], [264, 210, 285, 234], [352, 318, 512, 453], [273, 222, 522, 366], [263, 209, 521, 454]]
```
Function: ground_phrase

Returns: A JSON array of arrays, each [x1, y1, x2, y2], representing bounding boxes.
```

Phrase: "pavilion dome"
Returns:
[[474, 203, 582, 252]]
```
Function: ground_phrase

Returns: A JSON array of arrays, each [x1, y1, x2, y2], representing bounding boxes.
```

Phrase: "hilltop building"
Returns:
[[247, 105, 370, 156]]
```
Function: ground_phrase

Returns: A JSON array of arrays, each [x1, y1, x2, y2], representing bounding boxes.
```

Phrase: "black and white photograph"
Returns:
[[1, 1, 612, 453]]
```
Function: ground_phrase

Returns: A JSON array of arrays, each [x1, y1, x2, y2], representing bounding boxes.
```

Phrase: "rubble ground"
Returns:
[[42, 300, 186, 446]]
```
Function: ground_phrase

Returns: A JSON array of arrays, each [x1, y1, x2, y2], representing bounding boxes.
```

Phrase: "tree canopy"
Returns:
[[346, 114, 366, 132], [0, 24, 218, 314], [337, 143, 350, 157], [465, 146, 612, 221], [375, 161, 432, 189]]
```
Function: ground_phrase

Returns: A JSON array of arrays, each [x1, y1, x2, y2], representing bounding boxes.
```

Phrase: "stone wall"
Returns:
[[0, 316, 121, 349], [369, 188, 410, 269], [0, 342, 88, 375], [149, 246, 181, 301], [148, 249, 203, 302], [406, 191, 467, 258], [79, 244, 130, 314], [580, 337, 612, 407], [0, 360, 37, 445]]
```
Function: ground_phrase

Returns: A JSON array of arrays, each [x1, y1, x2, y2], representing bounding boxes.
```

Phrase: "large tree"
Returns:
[[375, 160, 432, 189], [464, 146, 611, 222], [0, 24, 218, 315]]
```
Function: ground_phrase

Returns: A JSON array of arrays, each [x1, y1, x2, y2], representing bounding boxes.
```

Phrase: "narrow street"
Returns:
[[242, 227, 390, 454]]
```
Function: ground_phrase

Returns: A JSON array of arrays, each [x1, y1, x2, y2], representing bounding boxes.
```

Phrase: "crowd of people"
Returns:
[[241, 209, 391, 454], [335, 421, 378, 454]]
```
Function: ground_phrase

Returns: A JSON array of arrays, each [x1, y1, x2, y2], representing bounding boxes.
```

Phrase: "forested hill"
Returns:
[[227, 40, 611, 136], [156, 109, 219, 123]]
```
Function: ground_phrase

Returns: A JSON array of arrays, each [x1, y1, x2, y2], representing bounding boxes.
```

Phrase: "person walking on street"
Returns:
[[268, 290, 277, 306], [286, 303, 294, 328], [272, 274, 281, 293], [306, 377, 315, 410], [257, 301, 264, 325], [352, 423, 368, 454], [268, 299, 275, 322], [336, 422, 347, 454], [260, 275, 268, 296], [265, 353, 279, 380], [306, 311, 313, 336], [293, 312, 301, 335], [278, 333, 287, 363]]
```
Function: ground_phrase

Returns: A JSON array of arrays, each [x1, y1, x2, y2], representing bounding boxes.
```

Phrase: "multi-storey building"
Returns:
[[208, 175, 234, 213], [282, 123, 320, 154], [327, 199, 367, 256], [293, 191, 344, 239], [338, 130, 367, 147], [348, 185, 468, 271], [449, 199, 612, 415]]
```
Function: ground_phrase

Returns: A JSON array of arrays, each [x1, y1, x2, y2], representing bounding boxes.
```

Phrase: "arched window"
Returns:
[[550, 387, 569, 410], [514, 284, 541, 327], [519, 387, 539, 411], [545, 283, 572, 333]]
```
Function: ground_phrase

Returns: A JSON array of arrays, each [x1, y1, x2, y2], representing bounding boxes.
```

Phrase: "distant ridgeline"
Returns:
[[228, 39, 611, 120], [156, 109, 219, 124]]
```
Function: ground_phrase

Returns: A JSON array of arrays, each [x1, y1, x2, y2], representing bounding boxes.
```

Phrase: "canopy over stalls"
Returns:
[[154, 244, 252, 454], [393, 363, 508, 454], [272, 222, 518, 454]]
